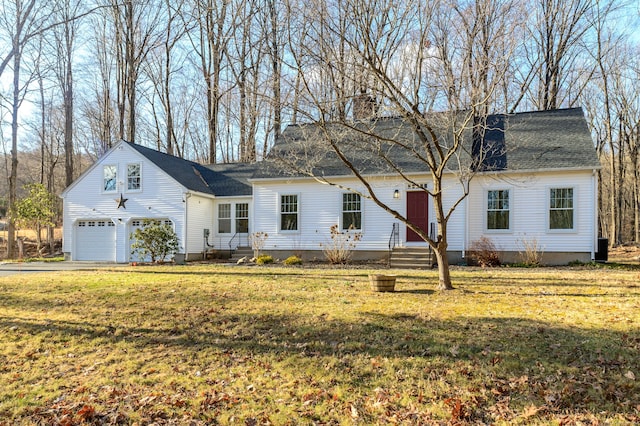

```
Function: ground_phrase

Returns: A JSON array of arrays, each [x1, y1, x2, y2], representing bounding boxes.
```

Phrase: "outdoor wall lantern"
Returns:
[[393, 189, 400, 199]]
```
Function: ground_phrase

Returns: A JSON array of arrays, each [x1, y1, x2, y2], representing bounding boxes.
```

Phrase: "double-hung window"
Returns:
[[487, 189, 510, 230], [280, 194, 298, 231], [235, 203, 249, 233], [342, 193, 362, 230], [127, 163, 141, 191], [549, 188, 574, 230], [218, 204, 231, 234], [103, 165, 117, 192]]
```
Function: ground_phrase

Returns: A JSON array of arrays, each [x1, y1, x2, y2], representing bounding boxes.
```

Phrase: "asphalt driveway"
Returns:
[[0, 262, 128, 277]]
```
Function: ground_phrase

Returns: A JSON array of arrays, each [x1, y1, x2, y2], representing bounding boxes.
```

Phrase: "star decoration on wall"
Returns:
[[115, 193, 128, 209]]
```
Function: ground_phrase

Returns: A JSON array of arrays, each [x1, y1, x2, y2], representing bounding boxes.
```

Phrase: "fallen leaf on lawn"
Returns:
[[350, 404, 359, 418], [449, 345, 459, 357], [77, 405, 96, 421], [521, 404, 545, 418], [625, 371, 636, 380]]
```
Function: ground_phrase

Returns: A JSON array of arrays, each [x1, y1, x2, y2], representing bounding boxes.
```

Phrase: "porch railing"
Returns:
[[388, 222, 399, 267], [228, 232, 249, 256]]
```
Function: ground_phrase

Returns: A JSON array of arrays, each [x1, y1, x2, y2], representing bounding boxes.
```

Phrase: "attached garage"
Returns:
[[74, 219, 116, 261]]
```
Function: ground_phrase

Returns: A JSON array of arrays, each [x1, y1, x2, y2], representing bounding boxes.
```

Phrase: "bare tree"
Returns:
[[185, 0, 240, 163], [143, 0, 188, 156], [0, 0, 55, 259], [281, 0, 518, 290], [50, 0, 84, 187], [107, 0, 163, 143]]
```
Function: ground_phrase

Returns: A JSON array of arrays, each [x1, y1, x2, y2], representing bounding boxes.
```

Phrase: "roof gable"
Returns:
[[124, 142, 254, 196]]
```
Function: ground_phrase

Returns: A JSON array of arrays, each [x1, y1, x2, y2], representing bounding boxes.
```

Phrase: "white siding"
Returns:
[[252, 170, 595, 258], [466, 170, 596, 254], [252, 176, 447, 252], [185, 194, 214, 257], [62, 142, 187, 262]]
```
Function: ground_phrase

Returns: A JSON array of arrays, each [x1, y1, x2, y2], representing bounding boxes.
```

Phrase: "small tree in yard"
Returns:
[[130, 219, 180, 263], [10, 183, 56, 256]]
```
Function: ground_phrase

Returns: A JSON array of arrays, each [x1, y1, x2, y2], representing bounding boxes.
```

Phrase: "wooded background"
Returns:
[[1, 0, 639, 252]]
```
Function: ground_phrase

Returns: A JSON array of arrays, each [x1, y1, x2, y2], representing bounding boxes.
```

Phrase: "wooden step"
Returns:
[[389, 247, 436, 269]]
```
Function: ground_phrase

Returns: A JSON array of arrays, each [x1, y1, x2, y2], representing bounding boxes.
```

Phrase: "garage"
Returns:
[[74, 219, 116, 261]]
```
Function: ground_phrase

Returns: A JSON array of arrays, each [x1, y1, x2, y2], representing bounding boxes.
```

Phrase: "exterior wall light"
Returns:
[[393, 189, 400, 199]]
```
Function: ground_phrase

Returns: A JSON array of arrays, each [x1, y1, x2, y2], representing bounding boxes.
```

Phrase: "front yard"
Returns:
[[1, 264, 639, 424]]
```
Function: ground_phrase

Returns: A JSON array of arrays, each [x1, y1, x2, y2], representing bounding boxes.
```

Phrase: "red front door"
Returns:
[[406, 191, 429, 242]]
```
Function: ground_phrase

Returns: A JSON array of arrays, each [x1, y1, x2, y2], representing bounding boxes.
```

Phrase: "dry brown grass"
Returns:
[[1, 264, 639, 424]]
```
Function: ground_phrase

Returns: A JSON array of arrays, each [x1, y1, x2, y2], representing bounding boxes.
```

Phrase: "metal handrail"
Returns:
[[428, 222, 437, 267], [228, 232, 239, 257], [228, 232, 249, 256], [388, 222, 399, 267]]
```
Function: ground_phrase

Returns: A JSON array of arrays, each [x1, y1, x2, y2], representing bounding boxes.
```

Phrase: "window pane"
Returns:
[[127, 163, 141, 190], [235, 203, 249, 233], [342, 193, 362, 230], [487, 211, 509, 230], [281, 213, 297, 230], [549, 188, 574, 229], [342, 212, 362, 230], [487, 190, 509, 230], [280, 195, 298, 230], [104, 165, 117, 191], [218, 204, 231, 233]]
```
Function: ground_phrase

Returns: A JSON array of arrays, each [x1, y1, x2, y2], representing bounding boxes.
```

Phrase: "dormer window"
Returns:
[[103, 165, 117, 192]]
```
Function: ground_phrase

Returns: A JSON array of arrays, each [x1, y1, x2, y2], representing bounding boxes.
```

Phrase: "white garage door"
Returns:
[[74, 219, 116, 261]]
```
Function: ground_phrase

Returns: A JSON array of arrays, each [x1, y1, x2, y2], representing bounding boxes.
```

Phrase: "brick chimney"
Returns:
[[353, 91, 378, 120]]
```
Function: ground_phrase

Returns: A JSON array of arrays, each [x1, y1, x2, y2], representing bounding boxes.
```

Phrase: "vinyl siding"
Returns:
[[185, 194, 214, 256], [466, 170, 596, 254], [62, 142, 187, 262], [252, 176, 453, 252]]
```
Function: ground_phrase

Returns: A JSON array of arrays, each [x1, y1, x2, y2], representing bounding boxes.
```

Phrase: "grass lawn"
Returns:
[[1, 264, 639, 425]]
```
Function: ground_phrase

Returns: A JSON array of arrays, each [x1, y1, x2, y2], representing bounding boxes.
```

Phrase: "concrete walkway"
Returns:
[[0, 261, 129, 277]]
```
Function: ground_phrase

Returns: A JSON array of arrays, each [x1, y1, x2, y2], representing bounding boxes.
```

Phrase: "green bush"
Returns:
[[283, 255, 303, 266], [130, 219, 180, 263], [256, 254, 274, 265]]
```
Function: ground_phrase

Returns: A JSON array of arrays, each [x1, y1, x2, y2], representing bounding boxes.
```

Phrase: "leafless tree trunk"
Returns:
[[3, 0, 41, 259], [186, 0, 238, 163], [108, 0, 162, 143], [284, 0, 519, 290]]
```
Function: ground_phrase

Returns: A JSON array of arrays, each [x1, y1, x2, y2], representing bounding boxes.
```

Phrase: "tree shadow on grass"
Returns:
[[2, 308, 639, 418]]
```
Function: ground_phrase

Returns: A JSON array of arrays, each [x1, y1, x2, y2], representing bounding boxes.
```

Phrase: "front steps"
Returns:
[[389, 246, 436, 269], [230, 246, 254, 263]]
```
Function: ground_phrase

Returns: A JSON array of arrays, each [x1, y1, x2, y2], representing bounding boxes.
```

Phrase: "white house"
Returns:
[[60, 142, 254, 262], [61, 108, 601, 265]]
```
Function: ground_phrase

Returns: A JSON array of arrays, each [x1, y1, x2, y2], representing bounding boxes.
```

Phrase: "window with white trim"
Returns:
[[342, 193, 362, 230], [280, 194, 298, 231], [236, 203, 249, 233], [103, 165, 117, 192], [487, 189, 510, 230], [549, 188, 574, 230], [218, 204, 231, 234], [127, 163, 141, 191]]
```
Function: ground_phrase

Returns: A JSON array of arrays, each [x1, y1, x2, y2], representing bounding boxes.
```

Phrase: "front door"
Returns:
[[406, 191, 428, 242]]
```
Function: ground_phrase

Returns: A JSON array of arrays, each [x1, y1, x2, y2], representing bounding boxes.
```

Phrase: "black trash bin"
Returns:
[[595, 238, 608, 262]]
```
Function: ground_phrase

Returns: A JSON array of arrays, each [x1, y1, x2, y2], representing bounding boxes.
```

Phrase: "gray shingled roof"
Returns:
[[253, 107, 600, 179], [125, 142, 254, 196]]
